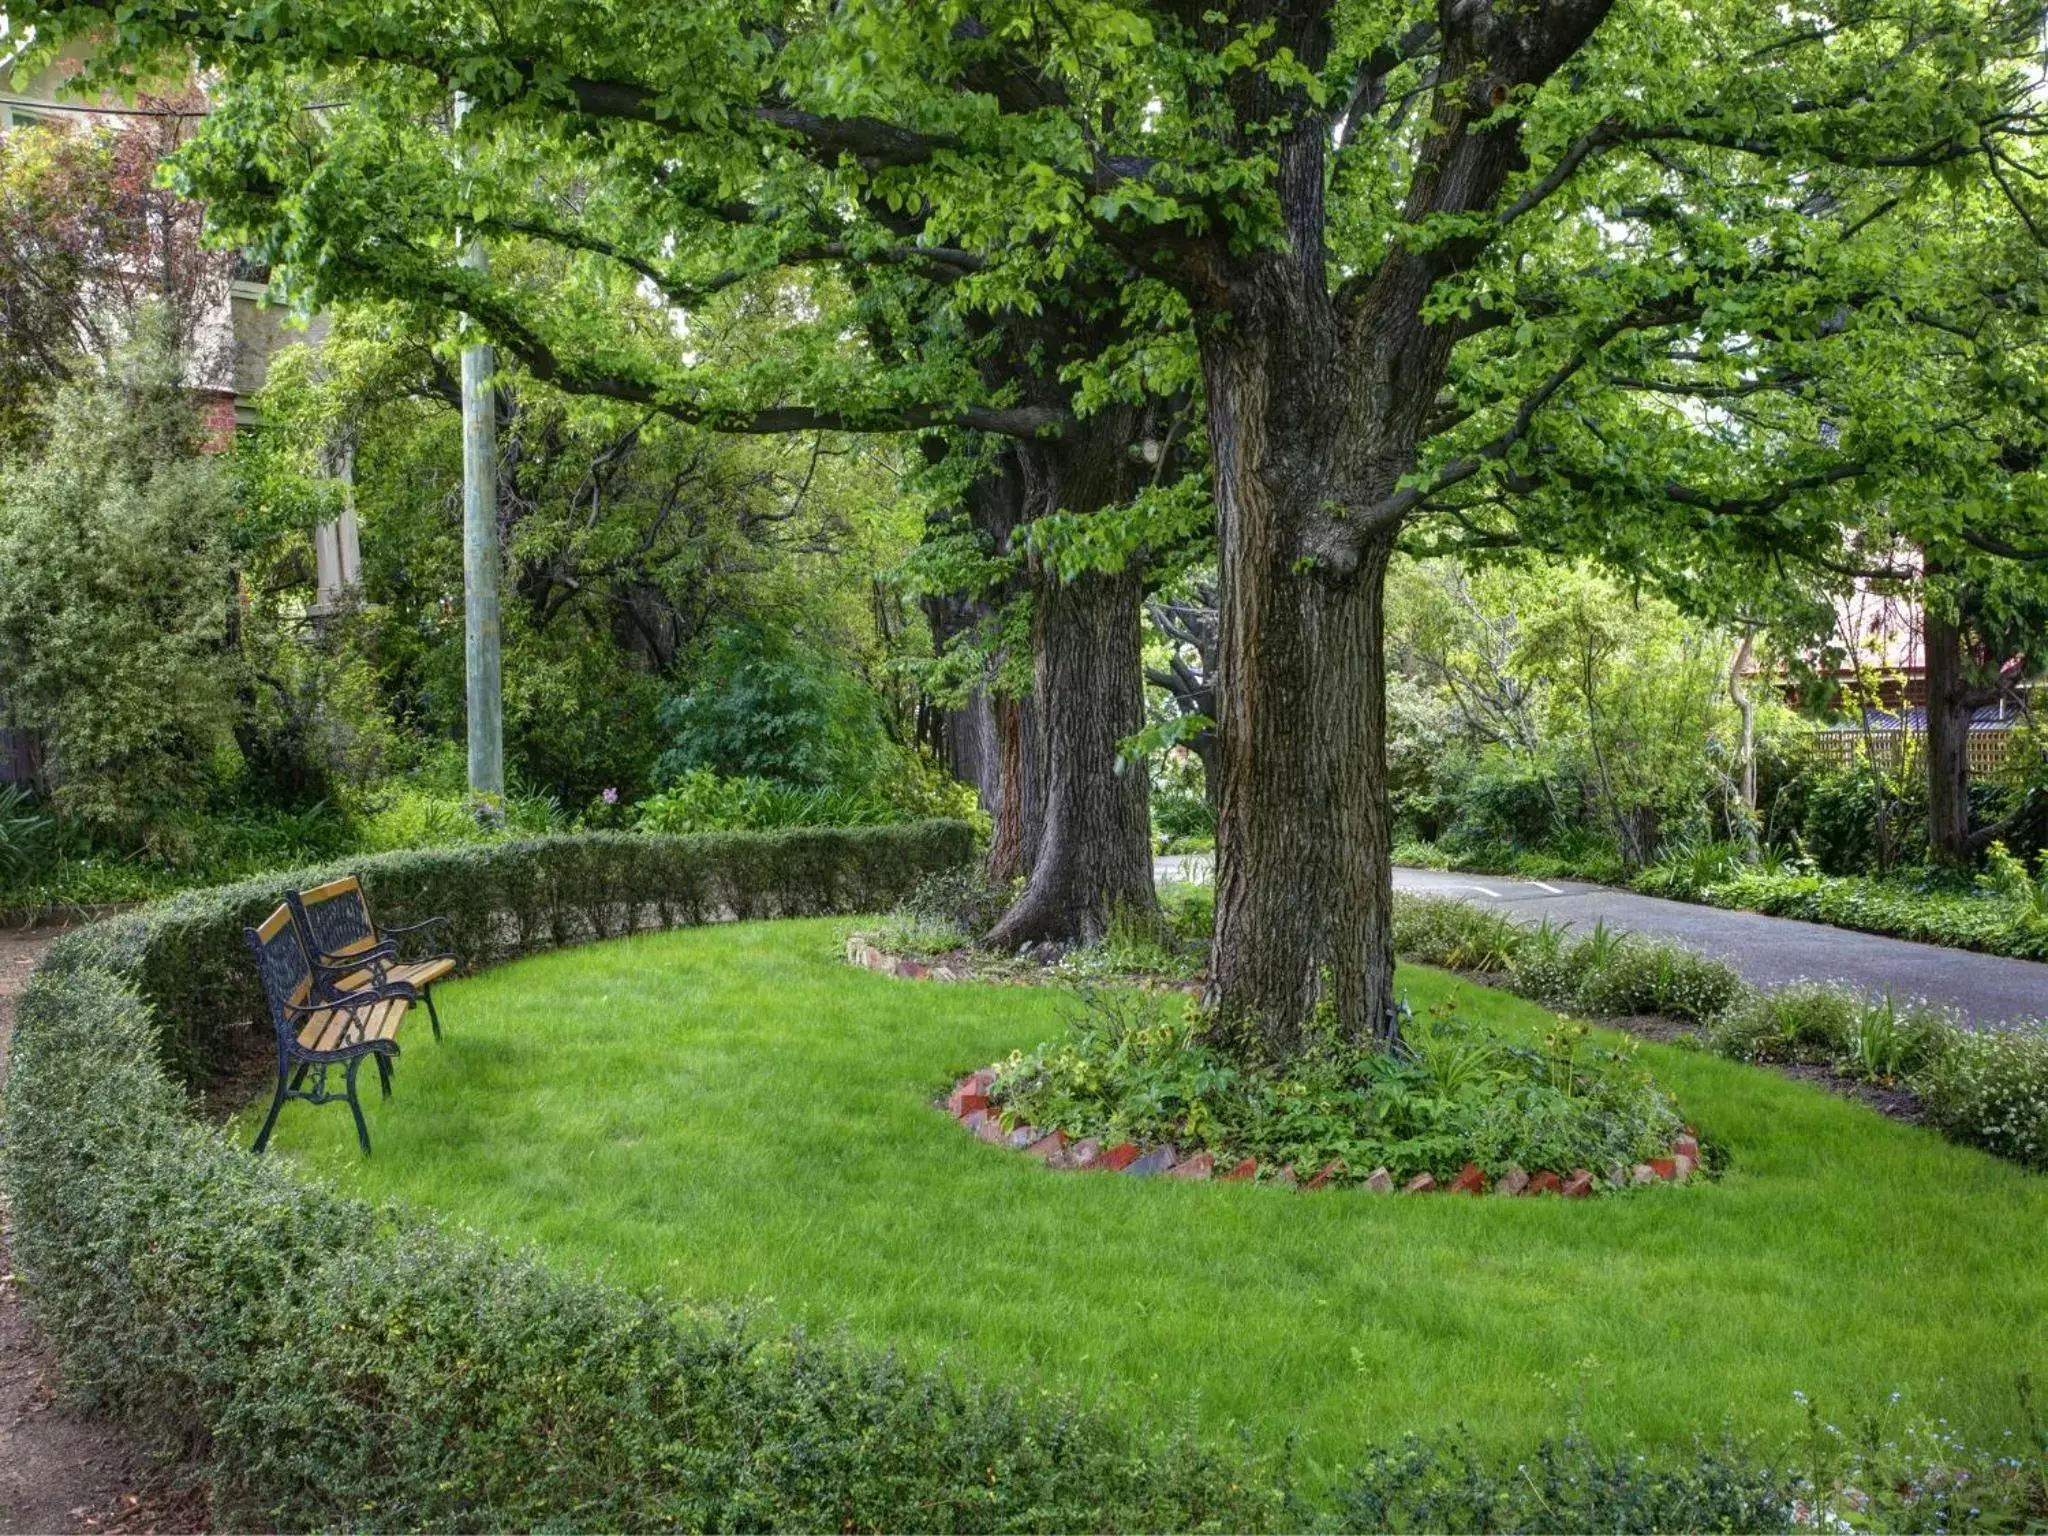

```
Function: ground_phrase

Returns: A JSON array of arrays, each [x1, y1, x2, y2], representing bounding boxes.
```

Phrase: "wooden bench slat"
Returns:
[[333, 956, 456, 995], [296, 996, 409, 1054]]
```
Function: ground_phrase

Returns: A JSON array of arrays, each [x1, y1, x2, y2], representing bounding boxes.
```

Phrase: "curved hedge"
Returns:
[[1, 823, 1287, 1532]]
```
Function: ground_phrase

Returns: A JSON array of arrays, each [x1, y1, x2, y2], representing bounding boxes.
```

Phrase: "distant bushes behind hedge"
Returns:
[[39, 821, 975, 1085]]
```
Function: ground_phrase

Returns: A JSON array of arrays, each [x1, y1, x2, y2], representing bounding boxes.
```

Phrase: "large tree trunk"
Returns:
[[1199, 302, 1403, 1057], [985, 561, 1155, 946], [1925, 596, 1974, 867]]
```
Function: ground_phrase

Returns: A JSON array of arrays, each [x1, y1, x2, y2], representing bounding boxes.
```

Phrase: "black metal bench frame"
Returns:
[[244, 903, 417, 1156], [289, 876, 455, 1038]]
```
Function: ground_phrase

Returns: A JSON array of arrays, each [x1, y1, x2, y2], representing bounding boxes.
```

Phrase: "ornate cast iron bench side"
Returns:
[[243, 903, 416, 1157], [288, 875, 455, 1039]]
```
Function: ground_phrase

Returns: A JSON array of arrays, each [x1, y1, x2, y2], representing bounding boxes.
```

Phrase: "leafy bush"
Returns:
[[989, 988, 1682, 1184], [1392, 897, 1744, 1027], [1444, 753, 1561, 851], [1335, 1390, 2048, 1535], [0, 783, 54, 882], [634, 767, 977, 835], [0, 320, 239, 842], [1707, 985, 1956, 1083], [2, 958, 1282, 1532], [1635, 837, 1749, 900], [354, 783, 565, 852], [1700, 867, 2048, 961], [1149, 748, 1214, 849], [1919, 1026, 2048, 1170], [654, 626, 897, 790], [1336, 1424, 1797, 1533]]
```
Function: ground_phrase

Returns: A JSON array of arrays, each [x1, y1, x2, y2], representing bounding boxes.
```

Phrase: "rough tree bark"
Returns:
[[1924, 594, 1976, 868], [1157, 0, 1614, 1056], [984, 409, 1159, 947], [985, 560, 1155, 944]]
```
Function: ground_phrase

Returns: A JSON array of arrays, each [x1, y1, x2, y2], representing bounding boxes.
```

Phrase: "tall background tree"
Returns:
[[25, 0, 2048, 1058]]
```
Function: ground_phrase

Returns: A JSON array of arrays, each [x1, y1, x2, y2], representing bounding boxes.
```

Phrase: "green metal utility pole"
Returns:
[[456, 99, 503, 800]]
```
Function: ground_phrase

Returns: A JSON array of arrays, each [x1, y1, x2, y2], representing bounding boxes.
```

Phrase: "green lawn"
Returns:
[[253, 917, 2048, 1483]]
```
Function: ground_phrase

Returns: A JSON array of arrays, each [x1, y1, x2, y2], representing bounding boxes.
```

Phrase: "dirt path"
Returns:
[[0, 926, 204, 1535]]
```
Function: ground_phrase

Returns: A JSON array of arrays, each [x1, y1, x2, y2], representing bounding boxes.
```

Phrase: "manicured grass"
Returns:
[[253, 918, 2048, 1482]]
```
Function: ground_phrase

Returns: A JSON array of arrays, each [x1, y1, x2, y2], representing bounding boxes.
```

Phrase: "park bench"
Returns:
[[288, 875, 455, 1038], [243, 902, 416, 1156]]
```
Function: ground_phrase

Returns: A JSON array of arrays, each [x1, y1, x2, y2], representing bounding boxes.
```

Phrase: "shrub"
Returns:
[[0, 783, 54, 882], [1334, 1425, 1797, 1533], [1700, 867, 2048, 962], [653, 626, 897, 790], [1919, 1026, 2048, 1170], [1, 822, 1309, 1531], [1568, 938, 1747, 1023], [989, 988, 1683, 1184], [1707, 983, 1862, 1064], [1392, 898, 1742, 1027], [2, 960, 1282, 1532]]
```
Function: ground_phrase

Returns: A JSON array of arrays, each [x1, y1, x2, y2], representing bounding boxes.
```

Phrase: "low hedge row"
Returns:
[[3, 970, 1277, 1531], [1698, 869, 2048, 962], [40, 822, 977, 1083], [0, 824, 1302, 1531], [1391, 893, 2048, 1173]]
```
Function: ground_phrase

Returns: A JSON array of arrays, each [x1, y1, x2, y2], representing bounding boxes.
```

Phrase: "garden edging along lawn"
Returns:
[[846, 939, 1704, 1193]]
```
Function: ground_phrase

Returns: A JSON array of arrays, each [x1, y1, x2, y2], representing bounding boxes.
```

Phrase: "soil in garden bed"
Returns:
[[1600, 1014, 1928, 1127]]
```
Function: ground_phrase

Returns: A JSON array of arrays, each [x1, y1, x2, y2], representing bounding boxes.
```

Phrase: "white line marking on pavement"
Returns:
[[1530, 881, 1564, 895], [1460, 884, 1502, 899]]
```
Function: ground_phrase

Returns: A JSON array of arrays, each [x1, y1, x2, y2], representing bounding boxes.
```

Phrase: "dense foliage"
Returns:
[[0, 322, 236, 840], [990, 986, 1684, 1185], [1396, 894, 2048, 1174]]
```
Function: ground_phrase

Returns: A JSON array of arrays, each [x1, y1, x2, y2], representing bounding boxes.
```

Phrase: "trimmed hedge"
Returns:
[[1, 822, 1293, 1531], [40, 822, 978, 1083]]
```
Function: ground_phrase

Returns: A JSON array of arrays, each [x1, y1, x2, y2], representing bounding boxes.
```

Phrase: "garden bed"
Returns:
[[848, 939, 1704, 1195]]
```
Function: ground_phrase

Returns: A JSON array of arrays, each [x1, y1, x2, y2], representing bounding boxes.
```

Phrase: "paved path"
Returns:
[[1155, 856, 2048, 1028]]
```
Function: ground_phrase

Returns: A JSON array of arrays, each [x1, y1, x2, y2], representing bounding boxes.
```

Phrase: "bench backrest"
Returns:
[[291, 875, 377, 961], [243, 904, 312, 1038]]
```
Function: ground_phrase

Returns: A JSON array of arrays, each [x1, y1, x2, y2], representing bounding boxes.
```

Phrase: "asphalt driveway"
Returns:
[[1155, 855, 2048, 1028]]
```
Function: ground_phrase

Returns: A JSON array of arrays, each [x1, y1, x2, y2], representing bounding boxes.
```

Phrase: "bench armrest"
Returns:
[[381, 915, 450, 939], [311, 941, 398, 977], [378, 916, 453, 961]]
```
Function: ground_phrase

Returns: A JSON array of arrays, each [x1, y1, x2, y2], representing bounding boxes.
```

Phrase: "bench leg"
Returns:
[[290, 1060, 309, 1092], [424, 986, 442, 1041], [251, 1075, 288, 1155], [345, 1058, 372, 1156], [375, 1050, 393, 1099]]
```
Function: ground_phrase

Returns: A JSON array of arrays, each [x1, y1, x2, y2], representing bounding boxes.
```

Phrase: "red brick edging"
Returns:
[[849, 935, 1704, 1197], [939, 1063, 1701, 1195]]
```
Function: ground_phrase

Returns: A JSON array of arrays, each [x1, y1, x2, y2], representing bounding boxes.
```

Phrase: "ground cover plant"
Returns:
[[986, 987, 1683, 1187], [1393, 894, 2048, 1174], [255, 917, 2048, 1483]]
